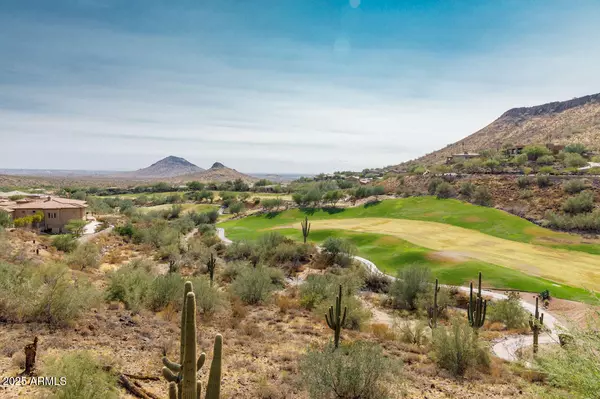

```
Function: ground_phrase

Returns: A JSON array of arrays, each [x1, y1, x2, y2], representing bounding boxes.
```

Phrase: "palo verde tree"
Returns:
[[301, 216, 311, 244], [325, 284, 347, 349], [162, 281, 223, 399], [468, 272, 487, 330]]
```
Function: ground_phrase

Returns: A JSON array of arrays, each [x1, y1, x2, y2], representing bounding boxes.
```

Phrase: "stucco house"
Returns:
[[2, 197, 87, 233]]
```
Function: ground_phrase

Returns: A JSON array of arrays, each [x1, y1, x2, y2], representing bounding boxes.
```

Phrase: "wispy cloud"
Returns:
[[1, 1, 600, 172]]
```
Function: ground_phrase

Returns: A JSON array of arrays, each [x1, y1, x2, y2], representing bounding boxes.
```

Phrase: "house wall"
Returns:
[[13, 207, 85, 233]]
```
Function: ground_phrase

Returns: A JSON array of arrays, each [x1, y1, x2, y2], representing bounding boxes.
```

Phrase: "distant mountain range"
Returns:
[[121, 156, 204, 179], [171, 161, 257, 183], [396, 92, 600, 166]]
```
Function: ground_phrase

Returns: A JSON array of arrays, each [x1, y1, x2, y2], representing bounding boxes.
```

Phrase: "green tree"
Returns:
[[0, 211, 12, 228], [565, 153, 588, 168], [65, 219, 88, 237], [186, 181, 205, 191], [323, 190, 343, 207], [483, 159, 500, 173], [523, 145, 551, 161], [564, 143, 587, 155]]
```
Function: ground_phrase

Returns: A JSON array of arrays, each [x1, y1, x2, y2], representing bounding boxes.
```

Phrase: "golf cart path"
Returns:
[[217, 227, 562, 362]]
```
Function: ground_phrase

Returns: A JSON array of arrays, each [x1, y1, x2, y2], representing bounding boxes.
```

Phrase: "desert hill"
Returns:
[[171, 161, 258, 183], [121, 156, 204, 178], [400, 92, 600, 166]]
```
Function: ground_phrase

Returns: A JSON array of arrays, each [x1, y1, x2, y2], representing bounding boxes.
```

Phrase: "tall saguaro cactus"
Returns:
[[529, 297, 544, 354], [162, 281, 223, 399], [206, 252, 217, 286], [326, 284, 347, 349], [468, 272, 487, 330], [301, 216, 311, 244], [429, 278, 440, 328]]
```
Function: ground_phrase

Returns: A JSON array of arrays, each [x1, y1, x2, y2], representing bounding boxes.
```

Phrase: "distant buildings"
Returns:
[[445, 152, 481, 164], [0, 196, 87, 233]]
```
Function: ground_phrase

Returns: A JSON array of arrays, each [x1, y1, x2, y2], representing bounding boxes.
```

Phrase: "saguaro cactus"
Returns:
[[206, 252, 217, 285], [162, 281, 223, 399], [529, 297, 544, 354], [325, 284, 347, 349], [468, 272, 487, 330], [429, 278, 440, 328], [301, 216, 311, 244]]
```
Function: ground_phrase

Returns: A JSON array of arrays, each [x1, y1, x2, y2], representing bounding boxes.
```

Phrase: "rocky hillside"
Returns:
[[400, 92, 600, 166], [124, 156, 204, 178], [172, 161, 258, 183]]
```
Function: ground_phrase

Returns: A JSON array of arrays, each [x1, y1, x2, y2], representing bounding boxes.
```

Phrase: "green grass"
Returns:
[[229, 226, 593, 302], [221, 197, 600, 254]]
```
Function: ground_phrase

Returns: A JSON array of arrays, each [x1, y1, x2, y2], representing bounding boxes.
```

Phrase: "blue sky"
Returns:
[[1, 0, 599, 173]]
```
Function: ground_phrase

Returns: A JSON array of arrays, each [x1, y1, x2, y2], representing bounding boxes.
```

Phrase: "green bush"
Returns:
[[536, 318, 600, 399], [435, 182, 456, 199], [428, 178, 444, 195], [52, 234, 79, 253], [299, 272, 364, 311], [472, 186, 493, 206], [390, 265, 431, 310], [458, 182, 475, 198], [523, 145, 551, 161], [564, 179, 587, 194], [105, 264, 153, 313], [229, 201, 246, 215], [432, 316, 489, 377], [564, 153, 588, 168], [562, 191, 595, 215], [230, 266, 275, 305], [321, 237, 357, 267], [146, 273, 183, 312], [189, 276, 225, 315], [67, 242, 100, 270], [416, 285, 455, 319], [536, 175, 551, 187], [300, 341, 399, 399], [564, 143, 587, 155], [538, 166, 556, 174], [519, 189, 534, 199], [0, 262, 98, 326], [43, 351, 118, 399], [0, 211, 12, 228], [536, 155, 555, 165], [398, 320, 429, 345], [545, 210, 600, 231], [517, 176, 532, 188], [487, 292, 529, 329], [315, 294, 370, 330]]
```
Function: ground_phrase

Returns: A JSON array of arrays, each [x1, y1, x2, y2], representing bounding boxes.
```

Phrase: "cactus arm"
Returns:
[[205, 334, 223, 399], [181, 292, 198, 399], [163, 367, 180, 383], [180, 282, 194, 365], [197, 353, 206, 370], [197, 382, 201, 399], [326, 307, 334, 329], [169, 382, 178, 399], [163, 357, 182, 373], [341, 306, 347, 327]]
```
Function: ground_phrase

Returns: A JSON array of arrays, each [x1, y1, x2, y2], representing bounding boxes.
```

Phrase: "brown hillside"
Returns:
[[171, 162, 257, 183], [402, 92, 600, 166]]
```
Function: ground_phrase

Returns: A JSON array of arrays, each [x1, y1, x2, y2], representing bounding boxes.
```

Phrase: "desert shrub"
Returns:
[[0, 262, 98, 326], [225, 240, 258, 261], [537, 155, 555, 165], [427, 178, 444, 195], [564, 143, 587, 155], [300, 341, 399, 399], [67, 242, 100, 270], [230, 266, 275, 305], [221, 260, 248, 282], [472, 186, 493, 206], [523, 145, 551, 161], [189, 275, 225, 315], [146, 273, 183, 312], [115, 222, 135, 239], [390, 265, 431, 310], [315, 294, 371, 330], [105, 265, 153, 313], [564, 153, 588, 168], [517, 176, 532, 188], [458, 181, 475, 198], [0, 211, 12, 228], [564, 179, 587, 194], [435, 182, 455, 199], [270, 242, 313, 267], [52, 234, 79, 253], [514, 153, 528, 165], [562, 191, 595, 215], [43, 351, 118, 399], [535, 318, 600, 399], [229, 201, 246, 215], [536, 175, 551, 187], [398, 320, 429, 346], [545, 210, 600, 231], [539, 166, 556, 174], [321, 237, 357, 267], [487, 292, 528, 329], [519, 189, 534, 199], [432, 316, 489, 377], [363, 272, 391, 293], [299, 272, 364, 311]]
